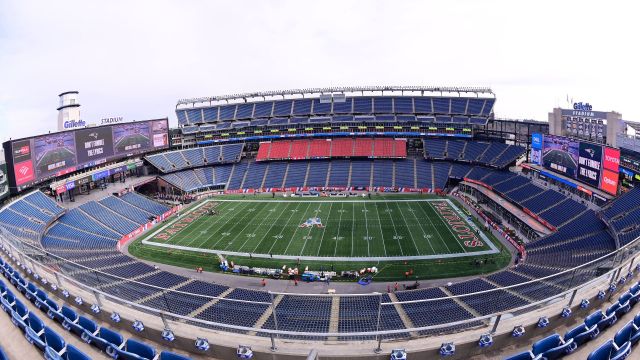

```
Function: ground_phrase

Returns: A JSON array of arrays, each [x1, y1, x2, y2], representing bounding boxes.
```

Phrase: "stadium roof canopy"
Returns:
[[177, 86, 495, 108]]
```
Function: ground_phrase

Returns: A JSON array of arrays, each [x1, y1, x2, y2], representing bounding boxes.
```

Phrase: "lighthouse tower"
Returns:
[[57, 91, 84, 131]]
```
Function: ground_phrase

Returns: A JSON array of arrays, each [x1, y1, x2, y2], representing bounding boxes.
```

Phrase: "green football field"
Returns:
[[142, 197, 498, 261]]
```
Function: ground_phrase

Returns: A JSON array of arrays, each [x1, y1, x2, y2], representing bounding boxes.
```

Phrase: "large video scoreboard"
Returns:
[[2, 118, 169, 193], [530, 133, 620, 195]]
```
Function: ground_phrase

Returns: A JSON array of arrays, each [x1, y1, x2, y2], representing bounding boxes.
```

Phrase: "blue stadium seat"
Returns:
[[11, 298, 29, 331], [0, 346, 8, 360], [68, 315, 99, 343], [587, 339, 631, 360], [503, 350, 534, 360], [87, 327, 124, 357], [44, 327, 67, 359], [531, 333, 575, 359], [64, 344, 91, 360], [115, 339, 156, 360], [159, 351, 192, 360], [25, 313, 47, 350], [614, 320, 640, 347], [564, 323, 599, 347], [1, 289, 16, 313]]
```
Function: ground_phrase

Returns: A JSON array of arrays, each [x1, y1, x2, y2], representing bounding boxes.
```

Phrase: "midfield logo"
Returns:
[[299, 217, 324, 228]]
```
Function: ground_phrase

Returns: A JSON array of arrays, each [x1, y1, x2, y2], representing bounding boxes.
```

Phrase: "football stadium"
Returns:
[[1, 84, 640, 360]]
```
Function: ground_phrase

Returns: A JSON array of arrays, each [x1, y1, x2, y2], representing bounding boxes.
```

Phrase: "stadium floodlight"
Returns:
[[132, 320, 145, 332], [237, 345, 253, 359], [110, 312, 121, 323], [478, 333, 493, 348], [609, 283, 617, 293], [439, 342, 455, 356], [390, 348, 407, 360], [512, 325, 526, 337], [61, 290, 69, 298], [90, 304, 100, 314], [41, 278, 47, 285], [161, 329, 175, 342], [195, 338, 209, 351], [561, 308, 572, 318], [50, 284, 57, 291], [74, 296, 83, 306]]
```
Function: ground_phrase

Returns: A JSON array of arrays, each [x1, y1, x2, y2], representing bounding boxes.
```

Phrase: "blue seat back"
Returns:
[[45, 298, 59, 312], [619, 292, 632, 304], [14, 299, 28, 317], [65, 344, 91, 360], [614, 321, 635, 347], [28, 312, 45, 332], [44, 327, 66, 352], [611, 341, 631, 360], [61, 306, 77, 321], [78, 316, 98, 333], [27, 282, 37, 293], [587, 340, 614, 360], [125, 338, 156, 359], [532, 333, 561, 355], [159, 351, 192, 360], [99, 327, 124, 346]]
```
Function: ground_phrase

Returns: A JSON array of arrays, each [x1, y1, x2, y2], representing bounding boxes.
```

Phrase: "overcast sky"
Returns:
[[1, 0, 638, 141]]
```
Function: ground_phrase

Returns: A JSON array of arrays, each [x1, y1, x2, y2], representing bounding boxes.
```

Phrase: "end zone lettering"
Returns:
[[431, 201, 480, 242]]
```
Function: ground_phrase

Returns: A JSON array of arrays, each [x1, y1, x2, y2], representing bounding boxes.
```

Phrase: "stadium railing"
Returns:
[[1, 224, 640, 355]]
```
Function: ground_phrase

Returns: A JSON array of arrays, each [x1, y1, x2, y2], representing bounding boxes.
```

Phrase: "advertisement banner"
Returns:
[[603, 147, 621, 173], [531, 133, 543, 150], [542, 135, 580, 178], [530, 149, 542, 165], [601, 169, 619, 195], [13, 160, 35, 186], [577, 142, 602, 188]]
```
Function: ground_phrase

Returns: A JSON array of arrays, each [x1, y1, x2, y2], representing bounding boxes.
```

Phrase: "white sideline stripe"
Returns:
[[140, 198, 499, 262]]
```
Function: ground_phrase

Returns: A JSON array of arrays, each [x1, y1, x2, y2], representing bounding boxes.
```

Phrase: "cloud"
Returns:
[[0, 0, 637, 142]]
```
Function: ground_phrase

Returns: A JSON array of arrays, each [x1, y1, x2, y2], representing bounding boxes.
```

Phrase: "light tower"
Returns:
[[57, 91, 84, 131]]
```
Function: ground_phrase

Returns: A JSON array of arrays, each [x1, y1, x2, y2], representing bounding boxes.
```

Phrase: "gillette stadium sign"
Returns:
[[573, 102, 593, 111], [63, 119, 86, 129], [100, 116, 124, 125]]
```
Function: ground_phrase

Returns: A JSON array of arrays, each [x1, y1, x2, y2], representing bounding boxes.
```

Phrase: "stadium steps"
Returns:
[[22, 198, 56, 217], [281, 163, 290, 188], [110, 196, 156, 218], [179, 151, 190, 167], [135, 279, 197, 305], [324, 162, 332, 188], [538, 197, 570, 214], [259, 163, 270, 189], [392, 161, 396, 187], [430, 163, 435, 190], [556, 208, 591, 229], [528, 230, 603, 253], [490, 146, 511, 166], [226, 163, 239, 190], [516, 190, 542, 204], [327, 296, 340, 341], [67, 259, 140, 276], [439, 286, 482, 318], [186, 287, 235, 318], [239, 161, 251, 189], [482, 278, 534, 304], [386, 292, 419, 337], [194, 170, 208, 185], [55, 221, 118, 242], [512, 268, 570, 290], [412, 158, 418, 188], [98, 269, 163, 290], [347, 162, 353, 187], [368, 162, 374, 188], [302, 162, 311, 187], [502, 181, 530, 195], [475, 143, 491, 162], [7, 208, 45, 225], [247, 294, 283, 336], [460, 141, 468, 159]]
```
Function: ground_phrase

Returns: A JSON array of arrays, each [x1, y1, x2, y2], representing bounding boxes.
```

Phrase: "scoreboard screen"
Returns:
[[2, 118, 169, 193], [536, 133, 620, 195]]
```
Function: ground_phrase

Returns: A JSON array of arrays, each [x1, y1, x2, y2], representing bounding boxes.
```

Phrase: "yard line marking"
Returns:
[[183, 202, 240, 248], [208, 202, 254, 249], [351, 202, 355, 256], [314, 202, 332, 256], [282, 202, 313, 255], [334, 202, 345, 257], [372, 201, 387, 257], [406, 202, 437, 254], [236, 202, 287, 252], [363, 202, 370, 257], [383, 201, 404, 256], [415, 200, 452, 253], [393, 202, 420, 255], [222, 203, 268, 251], [267, 202, 305, 255], [250, 202, 292, 253]]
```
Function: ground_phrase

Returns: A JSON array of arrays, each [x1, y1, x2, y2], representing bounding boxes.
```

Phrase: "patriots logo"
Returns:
[[585, 148, 595, 157]]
